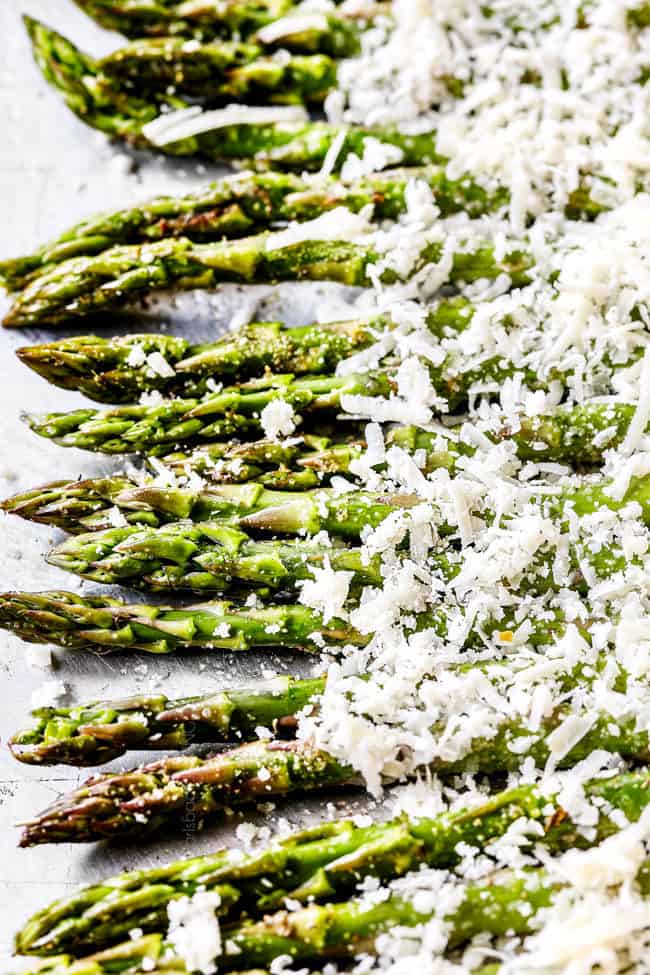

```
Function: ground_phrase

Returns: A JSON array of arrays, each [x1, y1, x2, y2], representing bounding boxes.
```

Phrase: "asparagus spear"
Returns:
[[45, 522, 384, 592], [0, 155, 500, 287], [137, 859, 650, 971], [100, 40, 339, 106], [23, 16, 176, 145], [18, 740, 359, 846], [13, 299, 475, 398], [11, 677, 325, 767], [163, 424, 466, 482], [15, 769, 650, 956], [1, 581, 575, 662], [13, 321, 375, 397], [3, 221, 531, 327], [71, 1, 368, 49], [6, 460, 648, 541], [242, 471, 650, 538], [40, 491, 643, 597], [18, 845, 650, 973], [1, 478, 358, 534], [22, 374, 375, 453], [1, 441, 347, 528], [22, 373, 646, 467], [24, 18, 441, 172], [12, 941, 266, 975], [0, 590, 366, 655], [17, 672, 650, 846]]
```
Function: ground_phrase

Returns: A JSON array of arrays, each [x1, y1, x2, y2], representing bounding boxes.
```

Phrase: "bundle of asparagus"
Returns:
[[14, 769, 650, 955], [29, 855, 646, 974], [0, 165, 505, 290], [9, 4, 650, 972], [23, 15, 441, 174]]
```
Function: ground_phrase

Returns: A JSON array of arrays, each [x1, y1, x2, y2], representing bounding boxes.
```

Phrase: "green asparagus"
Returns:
[[24, 18, 442, 172], [45, 522, 384, 592], [71, 0, 368, 49], [0, 583, 573, 661], [14, 769, 650, 955], [19, 850, 650, 973], [134, 861, 650, 970], [22, 18, 612, 212], [18, 740, 359, 846], [14, 321, 377, 397], [1, 478, 355, 533], [13, 299, 475, 397], [241, 471, 650, 540], [0, 590, 366, 655], [17, 673, 650, 845], [0, 158, 501, 289], [3, 222, 531, 327], [22, 374, 374, 454], [0, 584, 581, 670], [13, 942, 266, 975], [100, 41, 338, 106], [10, 676, 324, 766], [162, 424, 466, 483], [22, 378, 647, 467], [6, 462, 648, 542]]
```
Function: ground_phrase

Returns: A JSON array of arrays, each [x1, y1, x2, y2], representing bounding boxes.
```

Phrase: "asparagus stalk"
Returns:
[[12, 940, 267, 975], [23, 16, 176, 145], [23, 374, 647, 468], [17, 673, 650, 846], [14, 321, 376, 397], [143, 860, 650, 971], [24, 18, 442, 173], [11, 677, 324, 767], [15, 769, 650, 956], [13, 299, 475, 398], [72, 1, 368, 49], [21, 16, 609, 226], [0, 582, 574, 662], [40, 492, 643, 597], [163, 424, 465, 482], [3, 221, 531, 327], [22, 374, 376, 454], [18, 851, 650, 974], [0, 590, 366, 655], [45, 522, 384, 592], [0, 582, 580, 670], [242, 471, 650, 540], [6, 460, 648, 542], [4, 158, 492, 294], [100, 41, 339, 106], [18, 740, 359, 846], [21, 18, 608, 212], [0, 157, 499, 286], [1, 440, 349, 525], [1, 478, 360, 534]]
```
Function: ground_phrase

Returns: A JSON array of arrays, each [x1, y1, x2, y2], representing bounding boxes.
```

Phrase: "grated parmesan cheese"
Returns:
[[142, 105, 308, 147], [259, 399, 297, 440], [166, 892, 222, 975], [265, 205, 374, 251]]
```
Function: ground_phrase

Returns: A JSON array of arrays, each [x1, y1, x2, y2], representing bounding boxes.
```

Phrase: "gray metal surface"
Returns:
[[0, 2, 368, 958]]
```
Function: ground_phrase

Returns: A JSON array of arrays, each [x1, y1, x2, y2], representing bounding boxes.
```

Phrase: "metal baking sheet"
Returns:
[[0, 2, 371, 956]]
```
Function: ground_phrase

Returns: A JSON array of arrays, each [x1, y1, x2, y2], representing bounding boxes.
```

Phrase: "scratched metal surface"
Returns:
[[0, 1, 369, 958]]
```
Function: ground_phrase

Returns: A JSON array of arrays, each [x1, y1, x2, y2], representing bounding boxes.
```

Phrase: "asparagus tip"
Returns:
[[240, 502, 309, 533]]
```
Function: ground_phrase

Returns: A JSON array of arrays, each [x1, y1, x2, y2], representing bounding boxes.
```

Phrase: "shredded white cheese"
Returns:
[[259, 399, 297, 440], [166, 892, 222, 975], [142, 105, 308, 146]]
